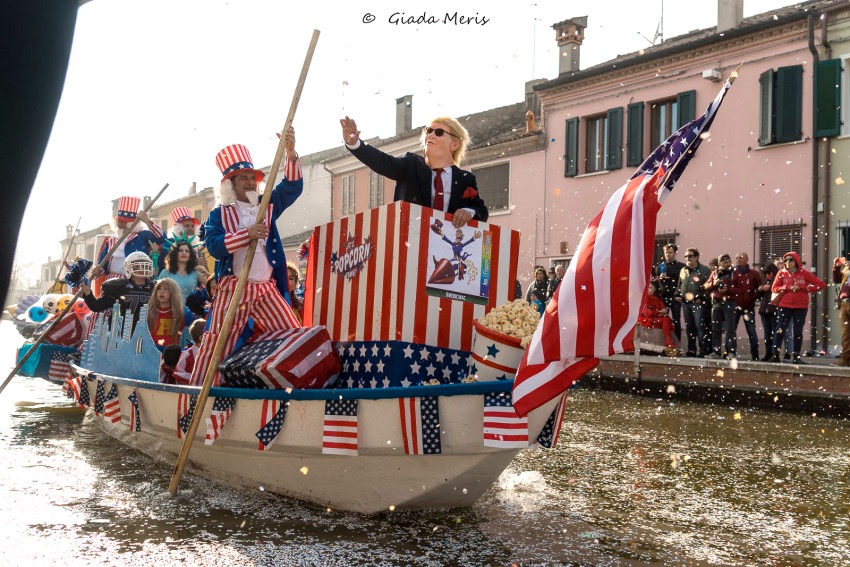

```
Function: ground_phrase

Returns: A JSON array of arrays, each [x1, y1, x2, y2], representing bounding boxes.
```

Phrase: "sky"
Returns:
[[15, 0, 800, 275]]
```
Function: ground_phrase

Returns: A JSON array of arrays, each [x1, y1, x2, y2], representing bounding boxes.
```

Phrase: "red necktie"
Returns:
[[432, 168, 444, 212]]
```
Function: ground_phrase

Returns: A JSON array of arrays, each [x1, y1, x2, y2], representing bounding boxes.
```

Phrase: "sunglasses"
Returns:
[[424, 127, 459, 139], [684, 254, 695, 258]]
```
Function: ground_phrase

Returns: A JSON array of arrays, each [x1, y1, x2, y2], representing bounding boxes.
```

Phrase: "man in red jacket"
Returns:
[[730, 252, 763, 361]]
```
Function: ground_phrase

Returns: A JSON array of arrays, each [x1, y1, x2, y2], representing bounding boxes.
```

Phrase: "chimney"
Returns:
[[525, 79, 546, 123], [143, 196, 152, 210], [525, 110, 536, 133], [717, 0, 743, 33], [553, 17, 587, 75], [189, 182, 197, 195], [395, 95, 413, 136], [66, 224, 74, 239]]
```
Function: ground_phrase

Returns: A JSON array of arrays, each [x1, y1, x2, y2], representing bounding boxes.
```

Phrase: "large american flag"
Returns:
[[513, 79, 734, 417], [398, 396, 441, 455], [322, 399, 358, 456]]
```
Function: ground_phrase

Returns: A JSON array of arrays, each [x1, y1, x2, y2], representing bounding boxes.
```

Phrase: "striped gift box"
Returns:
[[304, 202, 519, 352]]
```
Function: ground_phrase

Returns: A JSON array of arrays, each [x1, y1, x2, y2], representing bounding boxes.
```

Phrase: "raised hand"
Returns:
[[340, 116, 360, 146]]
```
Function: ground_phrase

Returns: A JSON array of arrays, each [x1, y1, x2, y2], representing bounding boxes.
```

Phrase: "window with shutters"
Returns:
[[756, 222, 803, 267], [586, 114, 606, 173], [759, 65, 803, 146], [369, 171, 384, 209], [471, 161, 509, 213], [650, 91, 695, 148], [838, 224, 850, 259], [627, 102, 644, 167]]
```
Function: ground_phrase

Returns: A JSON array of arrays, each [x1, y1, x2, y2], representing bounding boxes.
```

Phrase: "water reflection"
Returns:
[[2, 321, 848, 564]]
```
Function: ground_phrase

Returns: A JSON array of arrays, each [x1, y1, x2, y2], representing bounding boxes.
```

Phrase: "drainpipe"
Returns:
[[807, 12, 821, 354], [820, 13, 832, 354]]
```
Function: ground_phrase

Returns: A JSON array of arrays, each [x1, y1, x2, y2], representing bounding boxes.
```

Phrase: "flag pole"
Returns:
[[168, 30, 320, 496], [0, 183, 169, 396]]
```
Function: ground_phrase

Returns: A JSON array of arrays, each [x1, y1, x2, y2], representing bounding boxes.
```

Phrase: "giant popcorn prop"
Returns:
[[469, 300, 541, 381], [304, 202, 520, 352]]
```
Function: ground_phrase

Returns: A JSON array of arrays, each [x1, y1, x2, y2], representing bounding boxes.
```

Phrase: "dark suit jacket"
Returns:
[[349, 142, 489, 222]]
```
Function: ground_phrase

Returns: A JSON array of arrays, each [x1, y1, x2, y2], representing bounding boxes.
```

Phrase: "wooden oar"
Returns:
[[0, 183, 170, 396], [45, 217, 81, 294], [168, 29, 320, 495]]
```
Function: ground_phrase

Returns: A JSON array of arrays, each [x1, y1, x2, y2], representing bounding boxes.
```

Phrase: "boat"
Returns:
[[61, 202, 565, 513]]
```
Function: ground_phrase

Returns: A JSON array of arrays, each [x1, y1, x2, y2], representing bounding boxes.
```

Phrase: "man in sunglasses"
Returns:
[[340, 115, 488, 227]]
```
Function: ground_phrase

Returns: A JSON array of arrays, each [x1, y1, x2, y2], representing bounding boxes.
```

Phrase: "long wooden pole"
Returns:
[[45, 217, 82, 294], [168, 30, 320, 495], [0, 183, 170, 396]]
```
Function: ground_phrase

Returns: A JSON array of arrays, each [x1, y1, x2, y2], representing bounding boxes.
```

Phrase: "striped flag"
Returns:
[[322, 399, 358, 456], [483, 392, 528, 448], [513, 78, 735, 417], [50, 352, 73, 384], [128, 390, 141, 432], [78, 374, 91, 407], [535, 393, 568, 449], [255, 399, 288, 451], [102, 383, 121, 424], [67, 373, 82, 403], [205, 397, 236, 446], [398, 396, 441, 455], [93, 379, 106, 416], [177, 393, 198, 439]]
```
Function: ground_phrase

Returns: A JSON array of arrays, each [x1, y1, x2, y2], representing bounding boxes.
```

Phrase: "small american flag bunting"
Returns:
[[255, 399, 288, 451], [483, 392, 528, 449], [322, 399, 358, 456], [205, 397, 236, 446]]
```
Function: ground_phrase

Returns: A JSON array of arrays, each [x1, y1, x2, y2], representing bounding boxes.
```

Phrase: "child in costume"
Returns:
[[147, 278, 185, 348]]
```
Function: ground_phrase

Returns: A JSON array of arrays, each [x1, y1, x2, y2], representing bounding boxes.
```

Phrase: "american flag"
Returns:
[[398, 397, 441, 455], [304, 201, 519, 352], [535, 393, 568, 449], [93, 379, 106, 416], [177, 393, 198, 439], [102, 383, 121, 424], [205, 397, 236, 446], [49, 352, 73, 384], [322, 399, 358, 456], [483, 392, 528, 449], [513, 79, 734, 417], [66, 373, 82, 403], [219, 327, 340, 390], [78, 374, 91, 407], [336, 341, 469, 389], [255, 399, 288, 451], [128, 390, 141, 432]]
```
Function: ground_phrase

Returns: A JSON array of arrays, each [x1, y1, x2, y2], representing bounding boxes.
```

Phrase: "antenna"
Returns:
[[637, 0, 664, 46]]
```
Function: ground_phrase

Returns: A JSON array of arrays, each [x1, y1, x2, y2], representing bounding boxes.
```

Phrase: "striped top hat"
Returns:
[[215, 143, 265, 182], [170, 206, 200, 227], [116, 196, 141, 222]]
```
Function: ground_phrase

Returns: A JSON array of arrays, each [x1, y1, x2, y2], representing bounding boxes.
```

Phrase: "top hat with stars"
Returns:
[[215, 143, 265, 183]]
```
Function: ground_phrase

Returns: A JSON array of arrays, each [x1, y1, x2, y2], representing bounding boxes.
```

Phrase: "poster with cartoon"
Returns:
[[425, 219, 491, 305]]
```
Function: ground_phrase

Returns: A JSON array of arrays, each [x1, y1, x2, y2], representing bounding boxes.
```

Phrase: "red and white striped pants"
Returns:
[[190, 277, 300, 386]]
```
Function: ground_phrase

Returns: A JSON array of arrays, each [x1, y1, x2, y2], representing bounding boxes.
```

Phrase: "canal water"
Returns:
[[1, 320, 848, 566]]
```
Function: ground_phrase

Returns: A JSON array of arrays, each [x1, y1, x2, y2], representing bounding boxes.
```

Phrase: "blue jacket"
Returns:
[[97, 226, 166, 271], [204, 175, 302, 303]]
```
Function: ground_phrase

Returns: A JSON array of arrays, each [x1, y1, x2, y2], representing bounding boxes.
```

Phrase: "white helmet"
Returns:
[[124, 251, 154, 279]]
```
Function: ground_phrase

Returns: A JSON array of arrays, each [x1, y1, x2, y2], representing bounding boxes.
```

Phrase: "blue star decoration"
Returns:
[[486, 343, 500, 358], [470, 363, 478, 376], [496, 374, 509, 381]]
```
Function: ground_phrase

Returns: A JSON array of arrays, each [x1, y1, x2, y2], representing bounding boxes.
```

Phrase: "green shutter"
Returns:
[[775, 65, 803, 143], [565, 117, 579, 177], [815, 59, 842, 137], [676, 90, 696, 126], [605, 107, 623, 170], [627, 102, 644, 166], [759, 69, 775, 145]]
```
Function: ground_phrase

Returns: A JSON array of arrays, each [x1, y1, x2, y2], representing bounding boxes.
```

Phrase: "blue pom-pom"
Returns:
[[65, 258, 94, 287]]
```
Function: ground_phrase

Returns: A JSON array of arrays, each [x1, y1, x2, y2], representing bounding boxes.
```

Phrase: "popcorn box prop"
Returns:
[[219, 327, 341, 389], [469, 320, 526, 381], [304, 202, 520, 352], [334, 340, 470, 389]]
